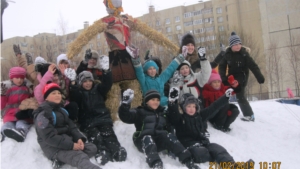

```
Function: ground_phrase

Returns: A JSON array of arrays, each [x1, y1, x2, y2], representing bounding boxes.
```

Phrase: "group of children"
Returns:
[[1, 31, 263, 169]]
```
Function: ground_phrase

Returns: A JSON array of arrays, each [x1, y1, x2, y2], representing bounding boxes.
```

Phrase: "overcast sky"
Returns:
[[2, 0, 205, 40]]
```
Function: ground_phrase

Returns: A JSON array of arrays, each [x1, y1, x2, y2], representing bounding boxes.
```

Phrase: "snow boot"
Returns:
[[3, 128, 25, 142], [222, 127, 231, 133], [95, 150, 112, 165], [152, 160, 163, 169], [52, 159, 64, 169], [113, 146, 127, 162], [184, 159, 201, 169], [241, 115, 255, 122]]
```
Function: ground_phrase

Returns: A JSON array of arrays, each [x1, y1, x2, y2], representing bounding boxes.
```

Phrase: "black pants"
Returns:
[[236, 87, 254, 116], [188, 143, 234, 164], [64, 102, 78, 121], [85, 125, 124, 161], [209, 104, 239, 128], [134, 132, 192, 167], [55, 143, 99, 169]]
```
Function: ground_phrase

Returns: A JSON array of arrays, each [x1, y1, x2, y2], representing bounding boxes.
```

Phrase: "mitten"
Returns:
[[182, 46, 188, 58], [126, 46, 139, 59], [85, 49, 92, 62], [13, 44, 21, 56], [171, 71, 183, 87], [99, 55, 109, 71], [64, 68, 77, 81], [122, 89, 134, 104], [198, 47, 206, 60], [258, 77, 265, 84], [225, 88, 234, 97], [25, 53, 33, 65], [169, 87, 179, 102], [220, 43, 226, 52], [228, 75, 238, 88], [1, 83, 8, 96], [15, 110, 33, 120]]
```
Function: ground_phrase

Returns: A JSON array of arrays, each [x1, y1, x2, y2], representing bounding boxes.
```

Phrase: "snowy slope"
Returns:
[[1, 99, 300, 169]]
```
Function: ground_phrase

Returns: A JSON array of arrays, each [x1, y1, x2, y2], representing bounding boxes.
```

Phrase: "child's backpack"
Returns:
[[52, 108, 69, 125]]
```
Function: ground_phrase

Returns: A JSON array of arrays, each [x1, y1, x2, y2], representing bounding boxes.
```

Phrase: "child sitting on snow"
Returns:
[[69, 56, 126, 166], [118, 89, 200, 169], [1, 67, 33, 142], [167, 87, 253, 168], [126, 45, 188, 107], [202, 70, 240, 132], [33, 82, 101, 169]]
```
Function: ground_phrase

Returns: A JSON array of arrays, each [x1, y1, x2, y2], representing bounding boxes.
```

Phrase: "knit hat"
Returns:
[[43, 82, 62, 100], [35, 63, 60, 77], [143, 60, 159, 74], [181, 33, 195, 47], [229, 31, 242, 47], [179, 93, 200, 113], [56, 54, 69, 65], [78, 71, 94, 86], [144, 90, 160, 104], [104, 0, 123, 16], [207, 69, 221, 84], [144, 51, 162, 74], [34, 56, 47, 65], [9, 67, 26, 79], [177, 60, 191, 71]]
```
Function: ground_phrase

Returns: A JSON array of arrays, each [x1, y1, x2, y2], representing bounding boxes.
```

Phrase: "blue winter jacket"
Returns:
[[133, 55, 185, 106]]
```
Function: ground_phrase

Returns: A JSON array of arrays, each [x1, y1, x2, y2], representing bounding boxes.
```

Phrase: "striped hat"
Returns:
[[229, 31, 242, 47], [9, 67, 26, 79], [144, 90, 160, 104], [78, 71, 94, 86]]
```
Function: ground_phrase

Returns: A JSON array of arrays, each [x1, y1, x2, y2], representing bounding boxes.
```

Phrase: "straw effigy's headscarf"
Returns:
[[103, 0, 123, 16]]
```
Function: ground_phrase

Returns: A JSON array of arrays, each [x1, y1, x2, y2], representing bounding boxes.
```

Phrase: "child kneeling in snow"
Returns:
[[33, 82, 101, 169], [167, 87, 253, 168], [1, 67, 33, 142], [118, 89, 200, 169]]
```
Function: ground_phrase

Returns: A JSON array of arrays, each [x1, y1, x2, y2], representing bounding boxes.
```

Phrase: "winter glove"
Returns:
[[98, 55, 109, 71], [225, 88, 234, 98], [64, 68, 77, 81], [228, 75, 239, 88], [13, 44, 21, 56], [84, 48, 92, 62], [169, 87, 179, 102], [182, 46, 188, 58], [220, 43, 226, 52], [258, 76, 265, 84], [198, 46, 206, 60], [25, 53, 33, 65], [201, 138, 210, 146], [171, 71, 184, 87], [126, 45, 139, 59], [1, 83, 8, 96], [122, 89, 134, 104], [15, 110, 33, 120]]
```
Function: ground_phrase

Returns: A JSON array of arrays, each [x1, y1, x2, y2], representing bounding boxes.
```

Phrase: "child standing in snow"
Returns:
[[126, 45, 188, 107], [118, 89, 200, 169], [1, 67, 33, 142], [69, 56, 127, 166], [33, 82, 101, 169], [202, 70, 240, 132], [167, 87, 253, 168]]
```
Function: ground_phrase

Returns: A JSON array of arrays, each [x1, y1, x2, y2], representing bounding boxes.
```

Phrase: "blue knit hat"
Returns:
[[143, 60, 159, 73], [229, 31, 242, 47]]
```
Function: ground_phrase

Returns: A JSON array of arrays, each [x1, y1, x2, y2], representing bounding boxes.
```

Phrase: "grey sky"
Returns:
[[2, 0, 204, 40]]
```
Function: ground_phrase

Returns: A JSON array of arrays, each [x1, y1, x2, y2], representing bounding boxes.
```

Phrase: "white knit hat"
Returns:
[[34, 56, 47, 65], [56, 54, 69, 65]]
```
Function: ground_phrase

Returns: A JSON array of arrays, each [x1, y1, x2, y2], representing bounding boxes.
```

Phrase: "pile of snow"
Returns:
[[1, 99, 300, 169]]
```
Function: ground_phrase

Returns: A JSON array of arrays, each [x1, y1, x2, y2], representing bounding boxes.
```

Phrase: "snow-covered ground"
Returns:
[[1, 99, 300, 169]]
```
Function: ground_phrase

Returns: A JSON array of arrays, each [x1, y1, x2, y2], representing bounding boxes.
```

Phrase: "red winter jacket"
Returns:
[[1, 84, 31, 123], [202, 83, 230, 108]]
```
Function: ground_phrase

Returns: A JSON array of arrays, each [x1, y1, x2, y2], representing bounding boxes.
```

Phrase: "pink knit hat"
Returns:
[[207, 69, 221, 84], [9, 67, 26, 79]]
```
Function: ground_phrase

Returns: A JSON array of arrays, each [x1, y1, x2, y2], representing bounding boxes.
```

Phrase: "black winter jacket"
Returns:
[[118, 104, 168, 139], [219, 47, 265, 87], [33, 101, 86, 160], [168, 95, 229, 147], [70, 71, 113, 131]]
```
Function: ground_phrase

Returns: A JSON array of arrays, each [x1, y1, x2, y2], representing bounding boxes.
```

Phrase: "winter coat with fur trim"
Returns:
[[167, 95, 228, 147], [118, 104, 168, 139], [33, 101, 86, 160], [219, 47, 264, 87], [1, 83, 31, 123], [69, 71, 113, 131]]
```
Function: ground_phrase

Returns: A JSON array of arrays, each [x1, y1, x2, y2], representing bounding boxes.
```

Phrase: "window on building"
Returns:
[[184, 12, 192, 18], [166, 18, 170, 24], [201, 37, 205, 42], [177, 34, 182, 40], [97, 34, 101, 39], [97, 42, 101, 47], [193, 19, 203, 25], [184, 21, 193, 27], [156, 20, 160, 26], [175, 16, 180, 22], [166, 27, 171, 32], [206, 26, 214, 32], [176, 25, 181, 30], [216, 7, 222, 14], [30, 45, 34, 49], [218, 26, 224, 32], [218, 17, 223, 23]]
